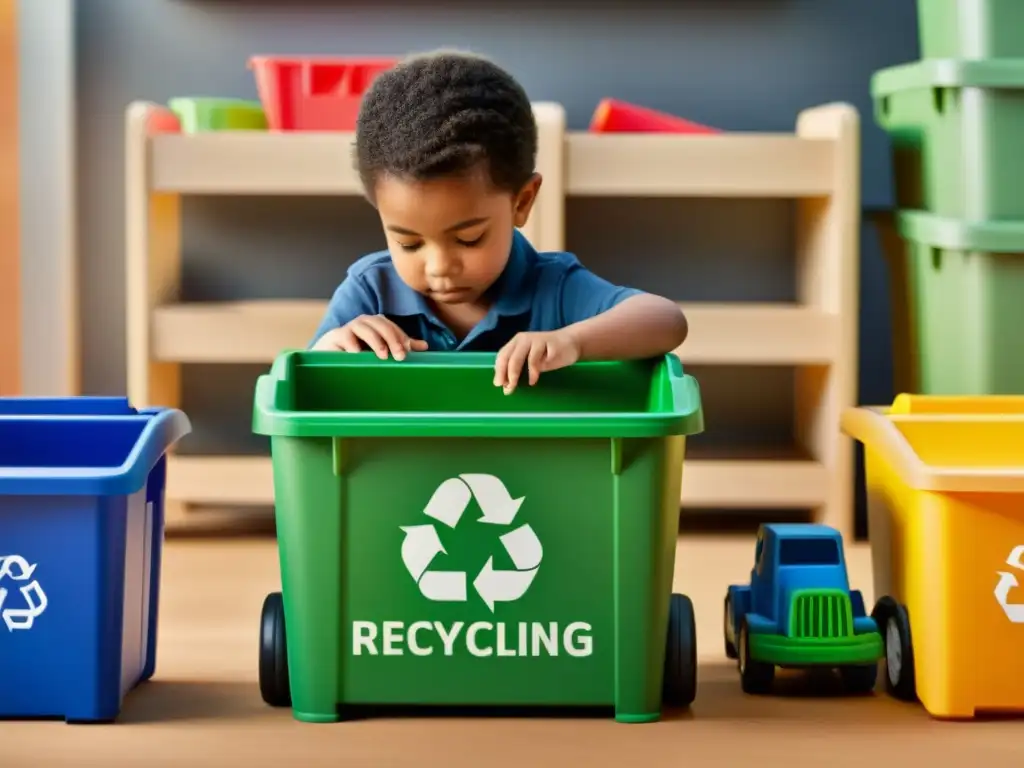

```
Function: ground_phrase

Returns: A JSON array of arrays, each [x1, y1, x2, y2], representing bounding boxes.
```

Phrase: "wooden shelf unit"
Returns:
[[126, 100, 860, 538]]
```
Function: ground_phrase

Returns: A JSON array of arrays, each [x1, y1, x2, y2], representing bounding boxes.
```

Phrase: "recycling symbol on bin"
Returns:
[[994, 545, 1024, 623], [0, 555, 49, 632], [400, 474, 543, 613]]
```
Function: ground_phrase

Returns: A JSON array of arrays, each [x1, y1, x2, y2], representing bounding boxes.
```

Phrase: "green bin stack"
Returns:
[[872, 0, 1024, 394]]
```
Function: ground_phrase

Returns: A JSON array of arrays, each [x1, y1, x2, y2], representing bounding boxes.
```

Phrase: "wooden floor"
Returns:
[[3, 536, 1024, 767]]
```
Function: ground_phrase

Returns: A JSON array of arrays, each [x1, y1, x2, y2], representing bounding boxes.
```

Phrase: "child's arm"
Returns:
[[494, 262, 686, 393], [564, 292, 687, 361]]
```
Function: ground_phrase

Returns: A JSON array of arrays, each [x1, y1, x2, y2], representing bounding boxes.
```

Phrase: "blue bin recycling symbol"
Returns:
[[0, 555, 49, 632]]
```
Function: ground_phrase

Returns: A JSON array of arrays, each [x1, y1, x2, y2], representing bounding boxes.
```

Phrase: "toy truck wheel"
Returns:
[[259, 592, 292, 708], [723, 594, 738, 660], [872, 596, 916, 702], [839, 664, 878, 694], [738, 619, 774, 694], [662, 593, 698, 707]]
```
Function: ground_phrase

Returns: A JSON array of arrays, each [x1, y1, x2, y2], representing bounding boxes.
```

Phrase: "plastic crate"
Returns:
[[918, 0, 1024, 59], [589, 99, 719, 134], [252, 351, 704, 723], [872, 58, 1024, 220], [843, 395, 1024, 718], [168, 97, 267, 133], [249, 56, 397, 131], [0, 398, 191, 722], [879, 210, 1024, 395]]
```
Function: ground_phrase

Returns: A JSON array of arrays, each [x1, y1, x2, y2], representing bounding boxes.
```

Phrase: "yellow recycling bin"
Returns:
[[842, 395, 1024, 719]]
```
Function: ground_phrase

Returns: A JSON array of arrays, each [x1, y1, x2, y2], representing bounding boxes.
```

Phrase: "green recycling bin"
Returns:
[[872, 58, 1024, 220], [879, 210, 1024, 394], [252, 351, 704, 724], [917, 0, 1024, 60]]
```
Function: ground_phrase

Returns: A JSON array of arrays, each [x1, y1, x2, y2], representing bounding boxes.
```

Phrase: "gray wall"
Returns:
[[73, 1, 919, 511]]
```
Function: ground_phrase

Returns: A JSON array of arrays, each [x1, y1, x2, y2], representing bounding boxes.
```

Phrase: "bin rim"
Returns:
[[0, 407, 192, 497], [871, 58, 1024, 98], [841, 405, 1024, 494], [252, 350, 704, 439], [0, 396, 142, 416], [896, 210, 1024, 252]]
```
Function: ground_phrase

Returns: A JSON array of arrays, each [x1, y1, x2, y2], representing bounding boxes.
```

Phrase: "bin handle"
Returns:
[[841, 407, 1024, 492]]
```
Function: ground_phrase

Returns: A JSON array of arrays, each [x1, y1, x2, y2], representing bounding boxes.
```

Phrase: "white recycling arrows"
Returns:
[[0, 555, 49, 632], [422, 478, 473, 529], [401, 473, 542, 613], [994, 544, 1024, 623], [399, 524, 467, 602], [460, 474, 525, 526], [474, 523, 543, 612]]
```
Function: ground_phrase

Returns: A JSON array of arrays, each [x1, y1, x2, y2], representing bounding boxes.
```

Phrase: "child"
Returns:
[[311, 50, 688, 394]]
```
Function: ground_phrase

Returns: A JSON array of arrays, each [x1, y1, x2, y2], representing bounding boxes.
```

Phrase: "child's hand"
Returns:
[[494, 329, 581, 394], [312, 315, 428, 360]]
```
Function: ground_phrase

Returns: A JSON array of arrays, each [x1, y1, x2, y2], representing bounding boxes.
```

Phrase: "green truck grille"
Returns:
[[789, 591, 854, 638]]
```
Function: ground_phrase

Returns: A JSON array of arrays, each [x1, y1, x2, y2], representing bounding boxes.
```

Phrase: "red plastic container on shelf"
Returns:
[[249, 56, 398, 131], [590, 98, 720, 134]]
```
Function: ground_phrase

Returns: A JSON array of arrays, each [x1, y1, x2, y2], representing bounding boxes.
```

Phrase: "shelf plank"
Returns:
[[150, 132, 362, 195], [681, 456, 828, 509], [167, 454, 828, 509], [679, 303, 838, 365], [565, 133, 836, 197], [168, 455, 274, 505], [152, 300, 323, 363], [147, 130, 835, 199], [152, 299, 838, 365]]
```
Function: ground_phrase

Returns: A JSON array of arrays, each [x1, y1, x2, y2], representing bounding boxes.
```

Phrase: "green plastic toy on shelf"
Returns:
[[168, 97, 267, 133]]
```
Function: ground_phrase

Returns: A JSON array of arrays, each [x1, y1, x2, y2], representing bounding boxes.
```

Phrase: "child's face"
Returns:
[[373, 170, 541, 306]]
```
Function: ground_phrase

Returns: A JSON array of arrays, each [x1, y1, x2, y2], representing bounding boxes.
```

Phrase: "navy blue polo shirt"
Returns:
[[310, 230, 642, 351]]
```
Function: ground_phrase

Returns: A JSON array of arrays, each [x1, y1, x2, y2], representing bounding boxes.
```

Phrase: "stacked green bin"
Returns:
[[917, 0, 1024, 60], [252, 351, 704, 724], [872, 1, 1024, 394], [875, 211, 1024, 395]]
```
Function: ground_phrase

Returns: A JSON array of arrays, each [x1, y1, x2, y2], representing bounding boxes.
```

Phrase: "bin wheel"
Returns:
[[723, 593, 738, 660], [662, 593, 698, 707], [872, 596, 916, 702], [738, 619, 774, 695], [839, 664, 878, 694], [259, 592, 292, 708]]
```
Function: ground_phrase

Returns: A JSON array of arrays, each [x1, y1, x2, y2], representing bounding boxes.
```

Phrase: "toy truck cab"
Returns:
[[723, 524, 883, 694]]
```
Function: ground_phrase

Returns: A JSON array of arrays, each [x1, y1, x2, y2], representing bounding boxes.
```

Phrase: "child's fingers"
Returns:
[[335, 328, 364, 353], [350, 322, 389, 360], [312, 327, 362, 353], [527, 342, 546, 386], [494, 341, 514, 387], [363, 316, 410, 360], [503, 340, 531, 394], [408, 339, 429, 352]]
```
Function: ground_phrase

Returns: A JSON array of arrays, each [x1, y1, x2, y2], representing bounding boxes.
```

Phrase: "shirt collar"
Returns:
[[485, 229, 533, 316], [385, 229, 534, 319]]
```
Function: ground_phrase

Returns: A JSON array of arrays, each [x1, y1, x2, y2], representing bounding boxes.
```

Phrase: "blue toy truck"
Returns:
[[723, 523, 884, 694]]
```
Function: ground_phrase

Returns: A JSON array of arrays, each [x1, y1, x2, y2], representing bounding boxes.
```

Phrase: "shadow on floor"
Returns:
[[692, 662, 921, 722], [118, 664, 911, 726], [119, 680, 268, 724]]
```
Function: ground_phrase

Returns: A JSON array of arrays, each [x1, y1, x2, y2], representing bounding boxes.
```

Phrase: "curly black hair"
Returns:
[[355, 51, 538, 196]]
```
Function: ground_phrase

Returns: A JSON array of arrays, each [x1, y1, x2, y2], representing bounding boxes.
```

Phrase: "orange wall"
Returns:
[[0, 0, 17, 395]]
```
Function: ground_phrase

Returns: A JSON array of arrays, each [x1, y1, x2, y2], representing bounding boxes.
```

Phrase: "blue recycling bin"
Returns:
[[0, 397, 190, 722]]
